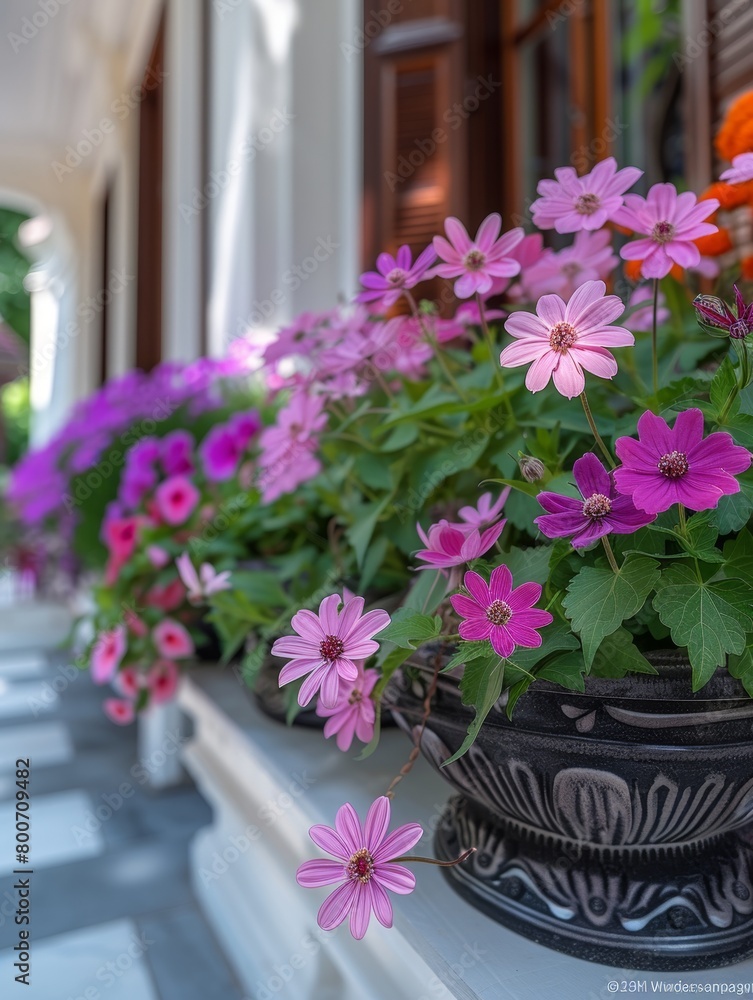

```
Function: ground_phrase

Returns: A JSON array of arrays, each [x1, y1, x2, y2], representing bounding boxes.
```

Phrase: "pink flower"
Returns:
[[499, 279, 634, 398], [103, 698, 135, 726], [114, 666, 142, 698], [617, 183, 720, 279], [153, 618, 194, 659], [258, 391, 328, 503], [627, 285, 670, 331], [272, 594, 390, 709], [146, 545, 171, 569], [161, 430, 195, 476], [199, 424, 243, 481], [229, 409, 260, 449], [614, 408, 752, 514], [536, 452, 655, 547], [315, 663, 379, 751], [103, 516, 141, 585], [531, 157, 642, 233], [91, 625, 126, 684], [432, 214, 524, 298], [154, 475, 200, 526], [457, 489, 510, 530], [296, 796, 422, 939], [518, 229, 619, 301], [356, 244, 436, 307], [145, 578, 185, 612], [450, 566, 553, 658], [720, 153, 753, 184], [147, 660, 180, 704], [124, 607, 148, 638], [415, 519, 506, 576], [176, 552, 231, 603]]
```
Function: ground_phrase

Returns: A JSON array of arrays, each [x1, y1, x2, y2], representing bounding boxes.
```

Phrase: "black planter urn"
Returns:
[[386, 652, 753, 970]]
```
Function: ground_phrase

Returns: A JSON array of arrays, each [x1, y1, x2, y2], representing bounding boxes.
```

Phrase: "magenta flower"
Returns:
[[694, 285, 753, 340], [356, 244, 436, 307], [153, 619, 195, 660], [147, 660, 180, 705], [415, 519, 506, 571], [296, 796, 422, 939], [199, 424, 243, 481], [536, 452, 655, 548], [617, 183, 720, 279], [720, 153, 753, 184], [531, 157, 643, 233], [154, 475, 200, 526], [614, 408, 752, 514], [315, 662, 379, 751], [500, 279, 634, 398], [103, 698, 135, 726], [161, 430, 195, 476], [450, 566, 553, 658], [432, 214, 524, 298], [229, 409, 260, 449], [91, 625, 127, 684], [176, 553, 231, 603], [114, 666, 142, 699], [457, 489, 510, 530], [103, 515, 141, 585], [272, 595, 390, 709]]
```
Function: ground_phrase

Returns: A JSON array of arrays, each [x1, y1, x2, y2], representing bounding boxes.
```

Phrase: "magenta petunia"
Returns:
[[272, 595, 390, 710], [720, 153, 753, 185], [614, 408, 752, 514], [535, 452, 655, 548], [91, 625, 127, 685], [161, 430, 195, 476], [450, 566, 553, 659], [152, 618, 195, 660], [616, 183, 720, 279], [499, 279, 634, 398], [199, 424, 243, 482], [147, 660, 180, 705], [356, 244, 436, 307], [103, 698, 135, 726], [296, 796, 423, 939], [315, 662, 379, 752], [154, 475, 200, 526], [432, 214, 524, 298], [531, 157, 643, 233]]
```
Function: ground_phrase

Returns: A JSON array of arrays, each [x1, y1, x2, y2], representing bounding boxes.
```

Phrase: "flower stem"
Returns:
[[385, 650, 440, 801], [404, 290, 469, 403], [580, 390, 616, 468], [717, 346, 748, 427], [678, 503, 687, 536], [651, 277, 660, 401], [394, 848, 476, 868], [601, 535, 620, 574], [476, 292, 513, 416]]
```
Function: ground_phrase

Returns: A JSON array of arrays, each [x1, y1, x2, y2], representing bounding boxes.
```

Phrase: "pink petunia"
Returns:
[[450, 566, 553, 658], [199, 424, 243, 481], [103, 698, 135, 726], [614, 408, 752, 514], [103, 516, 141, 585], [720, 153, 753, 185], [356, 244, 436, 307], [161, 430, 195, 476], [415, 518, 506, 571], [152, 618, 194, 659], [154, 475, 200, 526], [315, 662, 379, 752], [432, 214, 524, 298], [531, 157, 643, 233], [114, 666, 143, 699], [499, 279, 634, 398], [144, 578, 185, 612], [616, 183, 720, 279], [147, 660, 180, 705], [296, 796, 423, 939], [272, 594, 390, 710], [91, 625, 127, 684]]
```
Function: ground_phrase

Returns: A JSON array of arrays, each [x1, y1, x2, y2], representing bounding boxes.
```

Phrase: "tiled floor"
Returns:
[[0, 634, 247, 999]]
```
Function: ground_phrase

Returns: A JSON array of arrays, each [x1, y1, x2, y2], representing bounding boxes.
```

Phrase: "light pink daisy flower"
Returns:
[[296, 796, 423, 939], [91, 625, 127, 685], [519, 229, 619, 301], [258, 391, 328, 504], [272, 595, 390, 709], [176, 553, 232, 603], [415, 518, 506, 571], [103, 698, 135, 726], [531, 157, 643, 233], [315, 662, 379, 752], [457, 489, 511, 530], [499, 279, 634, 399], [152, 618, 194, 660], [154, 475, 200, 526], [432, 214, 524, 298], [720, 153, 753, 185], [147, 660, 180, 705], [450, 566, 553, 658], [616, 183, 720, 279], [356, 244, 436, 307]]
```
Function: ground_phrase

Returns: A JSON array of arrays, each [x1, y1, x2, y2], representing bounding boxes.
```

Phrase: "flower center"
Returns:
[[319, 635, 345, 661], [348, 688, 363, 705], [463, 249, 486, 271], [561, 262, 581, 278], [575, 192, 600, 215], [549, 321, 577, 352], [658, 450, 689, 478], [582, 493, 612, 519], [730, 319, 750, 340], [386, 267, 407, 286], [652, 220, 675, 244], [486, 599, 513, 626], [347, 848, 375, 883]]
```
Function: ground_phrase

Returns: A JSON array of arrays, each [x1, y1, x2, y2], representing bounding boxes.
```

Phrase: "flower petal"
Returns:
[[364, 797, 391, 852], [335, 803, 363, 852], [317, 880, 358, 931], [374, 862, 417, 894], [297, 860, 346, 887]]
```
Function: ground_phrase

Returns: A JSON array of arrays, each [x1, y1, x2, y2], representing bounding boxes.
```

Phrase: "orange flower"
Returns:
[[623, 259, 642, 282], [694, 227, 733, 257], [700, 181, 753, 211], [716, 91, 753, 161], [742, 255, 753, 281]]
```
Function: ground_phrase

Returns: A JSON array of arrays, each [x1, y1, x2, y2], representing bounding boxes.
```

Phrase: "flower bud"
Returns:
[[518, 454, 546, 482]]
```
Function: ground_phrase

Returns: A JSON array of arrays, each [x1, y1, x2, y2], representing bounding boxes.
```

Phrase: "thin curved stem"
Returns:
[[385, 650, 441, 801], [393, 848, 476, 868], [601, 535, 620, 574], [404, 290, 469, 403], [476, 292, 513, 416], [580, 390, 616, 468], [651, 277, 659, 401]]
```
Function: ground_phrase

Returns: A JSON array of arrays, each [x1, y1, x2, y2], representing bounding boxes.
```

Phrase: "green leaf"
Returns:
[[653, 564, 753, 690], [501, 545, 552, 585], [402, 570, 447, 615], [442, 654, 504, 766], [535, 651, 586, 691], [380, 423, 419, 452], [723, 529, 753, 586], [563, 556, 661, 669], [347, 496, 392, 568], [728, 640, 753, 698], [441, 640, 492, 673], [711, 471, 753, 533], [725, 413, 753, 448], [374, 608, 442, 649], [590, 628, 658, 678], [710, 356, 739, 419]]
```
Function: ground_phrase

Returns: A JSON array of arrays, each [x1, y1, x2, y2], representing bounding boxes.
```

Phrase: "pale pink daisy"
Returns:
[[519, 229, 619, 301], [616, 183, 720, 279], [356, 244, 436, 307], [154, 475, 200, 526], [720, 153, 753, 184], [103, 698, 135, 726], [499, 279, 634, 398], [457, 489, 511, 530], [147, 660, 180, 705], [432, 214, 524, 298], [176, 553, 232, 604], [258, 391, 328, 504], [531, 157, 643, 233], [315, 662, 379, 751], [152, 618, 194, 660], [91, 625, 127, 685], [296, 796, 422, 939], [498, 233, 555, 301], [272, 595, 390, 709]]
